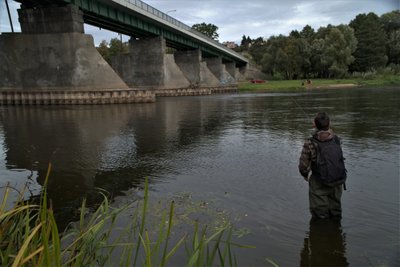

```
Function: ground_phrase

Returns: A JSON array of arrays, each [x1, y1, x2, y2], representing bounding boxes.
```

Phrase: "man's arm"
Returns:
[[298, 140, 312, 181]]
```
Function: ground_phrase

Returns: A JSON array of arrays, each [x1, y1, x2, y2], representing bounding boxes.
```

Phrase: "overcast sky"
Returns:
[[1, 0, 398, 45]]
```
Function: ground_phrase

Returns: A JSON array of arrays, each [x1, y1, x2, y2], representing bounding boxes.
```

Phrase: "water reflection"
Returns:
[[300, 218, 348, 267], [0, 98, 236, 225]]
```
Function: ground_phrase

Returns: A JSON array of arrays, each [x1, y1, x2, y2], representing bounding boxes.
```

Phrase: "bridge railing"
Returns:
[[122, 0, 247, 62]]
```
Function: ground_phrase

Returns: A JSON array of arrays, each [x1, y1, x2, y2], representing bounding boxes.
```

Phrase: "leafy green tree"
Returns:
[[109, 38, 129, 56], [289, 30, 301, 38], [314, 25, 357, 78], [96, 38, 129, 64], [300, 25, 315, 41], [248, 37, 267, 65], [260, 35, 306, 79], [349, 12, 388, 72], [322, 25, 357, 77], [260, 35, 287, 76], [234, 35, 251, 52], [191, 23, 219, 40], [386, 30, 400, 65], [261, 52, 274, 75], [275, 48, 290, 79], [298, 37, 312, 78], [310, 38, 326, 77], [380, 10, 400, 65], [240, 35, 252, 49], [97, 40, 111, 63], [283, 37, 305, 79], [289, 28, 314, 78]]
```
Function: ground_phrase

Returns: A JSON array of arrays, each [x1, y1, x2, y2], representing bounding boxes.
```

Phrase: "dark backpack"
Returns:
[[310, 136, 347, 187]]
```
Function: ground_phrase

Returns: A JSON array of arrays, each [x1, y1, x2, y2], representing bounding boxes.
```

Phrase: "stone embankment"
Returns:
[[0, 86, 238, 105], [0, 89, 155, 105]]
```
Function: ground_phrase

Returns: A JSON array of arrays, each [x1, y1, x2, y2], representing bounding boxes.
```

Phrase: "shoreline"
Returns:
[[238, 78, 400, 92], [312, 83, 358, 89]]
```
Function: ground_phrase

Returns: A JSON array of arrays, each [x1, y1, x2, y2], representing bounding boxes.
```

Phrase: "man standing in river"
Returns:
[[298, 112, 347, 219]]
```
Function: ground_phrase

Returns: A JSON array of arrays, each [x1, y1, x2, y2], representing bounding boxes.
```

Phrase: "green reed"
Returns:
[[0, 164, 251, 266]]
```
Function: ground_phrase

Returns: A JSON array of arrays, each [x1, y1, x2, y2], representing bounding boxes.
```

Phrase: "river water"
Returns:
[[0, 87, 398, 266]]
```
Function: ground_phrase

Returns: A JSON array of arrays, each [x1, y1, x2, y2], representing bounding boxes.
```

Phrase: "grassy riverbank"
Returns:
[[238, 74, 400, 92]]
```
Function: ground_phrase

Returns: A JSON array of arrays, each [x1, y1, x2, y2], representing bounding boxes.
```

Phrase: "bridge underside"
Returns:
[[14, 0, 248, 66], [0, 5, 246, 104]]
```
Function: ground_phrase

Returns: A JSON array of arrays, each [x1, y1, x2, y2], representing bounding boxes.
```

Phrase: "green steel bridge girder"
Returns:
[[61, 0, 247, 66]]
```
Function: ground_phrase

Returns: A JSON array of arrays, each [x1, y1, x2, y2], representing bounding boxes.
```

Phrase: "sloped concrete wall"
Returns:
[[236, 67, 247, 81], [174, 50, 202, 86], [0, 5, 128, 91], [221, 65, 236, 85], [224, 62, 236, 79], [0, 33, 128, 90], [200, 62, 220, 87], [164, 54, 191, 88]]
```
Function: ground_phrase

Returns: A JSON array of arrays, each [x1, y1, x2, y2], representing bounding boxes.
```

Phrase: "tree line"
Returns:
[[234, 10, 399, 79], [96, 10, 399, 80]]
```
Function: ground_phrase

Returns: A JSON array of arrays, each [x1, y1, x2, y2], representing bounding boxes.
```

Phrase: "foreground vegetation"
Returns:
[[238, 72, 400, 92], [0, 164, 251, 266]]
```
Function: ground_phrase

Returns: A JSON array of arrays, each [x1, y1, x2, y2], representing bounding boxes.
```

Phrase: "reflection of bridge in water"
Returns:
[[1, 0, 249, 104], [0, 98, 232, 225]]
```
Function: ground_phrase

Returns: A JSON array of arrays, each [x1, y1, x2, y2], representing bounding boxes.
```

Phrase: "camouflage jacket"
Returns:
[[298, 128, 336, 178]]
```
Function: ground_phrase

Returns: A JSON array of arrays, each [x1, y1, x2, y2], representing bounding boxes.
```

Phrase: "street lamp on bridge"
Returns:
[[166, 9, 176, 15]]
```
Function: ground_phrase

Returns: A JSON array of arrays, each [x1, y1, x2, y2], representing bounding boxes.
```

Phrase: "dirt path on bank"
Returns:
[[312, 83, 359, 89]]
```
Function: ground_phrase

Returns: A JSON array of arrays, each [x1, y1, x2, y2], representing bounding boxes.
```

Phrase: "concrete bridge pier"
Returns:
[[0, 5, 154, 104], [111, 38, 237, 96], [204, 57, 236, 85], [174, 49, 220, 87], [236, 66, 248, 81], [111, 36, 191, 89], [224, 62, 237, 80]]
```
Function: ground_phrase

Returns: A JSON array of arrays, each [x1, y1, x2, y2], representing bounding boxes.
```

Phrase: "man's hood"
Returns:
[[312, 128, 335, 142]]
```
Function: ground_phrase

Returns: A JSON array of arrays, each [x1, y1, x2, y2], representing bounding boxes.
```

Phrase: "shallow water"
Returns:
[[0, 87, 399, 266]]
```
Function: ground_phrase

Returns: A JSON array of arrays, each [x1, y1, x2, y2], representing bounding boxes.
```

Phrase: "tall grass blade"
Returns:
[[48, 207, 61, 266], [122, 202, 141, 267], [12, 223, 42, 267], [133, 177, 149, 266], [218, 246, 224, 267], [164, 236, 185, 262], [0, 183, 10, 214], [265, 257, 280, 267], [160, 200, 175, 267], [144, 230, 152, 266], [152, 209, 167, 264], [20, 246, 43, 265], [206, 228, 224, 266]]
